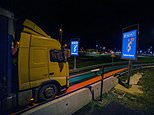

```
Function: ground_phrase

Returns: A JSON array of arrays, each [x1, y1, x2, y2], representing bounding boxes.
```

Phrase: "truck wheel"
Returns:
[[38, 83, 58, 101]]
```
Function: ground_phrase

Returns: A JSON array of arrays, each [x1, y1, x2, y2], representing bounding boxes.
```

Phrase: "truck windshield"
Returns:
[[50, 50, 66, 62]]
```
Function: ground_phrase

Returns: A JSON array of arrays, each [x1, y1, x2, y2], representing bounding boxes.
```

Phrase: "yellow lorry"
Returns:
[[19, 19, 69, 100], [0, 8, 69, 112]]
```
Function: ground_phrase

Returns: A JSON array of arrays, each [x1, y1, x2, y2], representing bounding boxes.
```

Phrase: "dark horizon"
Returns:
[[1, 0, 154, 51]]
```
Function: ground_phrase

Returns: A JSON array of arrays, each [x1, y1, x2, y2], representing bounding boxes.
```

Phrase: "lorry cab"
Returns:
[[18, 19, 69, 101]]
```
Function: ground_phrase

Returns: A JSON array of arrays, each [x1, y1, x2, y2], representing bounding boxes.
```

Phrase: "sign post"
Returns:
[[127, 60, 132, 86], [71, 39, 79, 70], [74, 56, 76, 69], [121, 24, 139, 87]]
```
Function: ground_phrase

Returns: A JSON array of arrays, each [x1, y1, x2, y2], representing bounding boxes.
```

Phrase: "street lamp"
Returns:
[[59, 25, 63, 44]]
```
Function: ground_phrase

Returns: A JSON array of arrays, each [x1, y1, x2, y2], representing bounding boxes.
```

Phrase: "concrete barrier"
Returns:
[[103, 76, 118, 93], [20, 88, 92, 115], [90, 81, 101, 100], [20, 76, 118, 115], [90, 76, 118, 100]]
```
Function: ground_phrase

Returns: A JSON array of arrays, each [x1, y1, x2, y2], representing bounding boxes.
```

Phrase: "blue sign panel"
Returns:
[[71, 41, 79, 56], [122, 29, 137, 60]]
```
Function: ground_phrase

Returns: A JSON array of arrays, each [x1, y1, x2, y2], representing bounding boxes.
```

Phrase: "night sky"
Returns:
[[1, 0, 154, 51]]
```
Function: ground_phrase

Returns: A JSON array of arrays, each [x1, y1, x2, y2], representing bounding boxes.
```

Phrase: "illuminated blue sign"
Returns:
[[71, 41, 79, 56], [122, 29, 137, 60]]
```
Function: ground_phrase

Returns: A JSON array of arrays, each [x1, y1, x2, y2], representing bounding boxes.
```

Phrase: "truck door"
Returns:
[[29, 47, 49, 88]]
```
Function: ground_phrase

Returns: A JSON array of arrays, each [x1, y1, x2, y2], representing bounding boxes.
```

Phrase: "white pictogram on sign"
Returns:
[[74, 45, 77, 52]]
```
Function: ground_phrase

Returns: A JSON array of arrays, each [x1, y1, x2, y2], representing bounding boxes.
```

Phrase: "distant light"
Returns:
[[103, 47, 106, 50], [140, 50, 142, 53], [60, 28, 62, 32], [30, 98, 34, 101]]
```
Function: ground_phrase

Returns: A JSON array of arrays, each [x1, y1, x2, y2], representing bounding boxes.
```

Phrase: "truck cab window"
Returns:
[[50, 50, 66, 62]]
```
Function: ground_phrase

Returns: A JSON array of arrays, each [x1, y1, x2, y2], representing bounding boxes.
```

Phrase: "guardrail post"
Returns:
[[100, 65, 104, 101]]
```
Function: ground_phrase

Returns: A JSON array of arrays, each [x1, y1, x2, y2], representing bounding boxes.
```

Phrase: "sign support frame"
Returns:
[[122, 24, 139, 87]]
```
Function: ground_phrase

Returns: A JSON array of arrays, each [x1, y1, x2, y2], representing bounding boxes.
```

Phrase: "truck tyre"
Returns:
[[38, 83, 58, 101]]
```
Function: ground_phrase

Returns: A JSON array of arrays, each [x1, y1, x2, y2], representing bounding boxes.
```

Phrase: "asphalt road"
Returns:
[[73, 101, 144, 115]]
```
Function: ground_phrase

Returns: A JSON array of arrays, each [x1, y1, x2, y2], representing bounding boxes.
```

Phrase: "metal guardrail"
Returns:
[[70, 60, 154, 75], [115, 63, 154, 78], [69, 61, 128, 75]]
